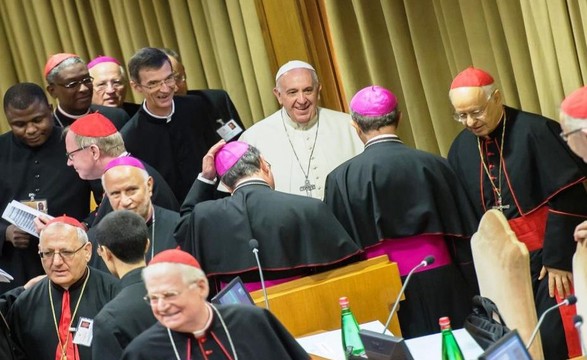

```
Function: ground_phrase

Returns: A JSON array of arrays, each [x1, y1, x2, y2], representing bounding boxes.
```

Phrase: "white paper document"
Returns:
[[2, 200, 54, 237]]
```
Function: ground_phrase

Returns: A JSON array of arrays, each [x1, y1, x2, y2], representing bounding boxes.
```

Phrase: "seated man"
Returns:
[[88, 55, 140, 116], [174, 141, 362, 293], [92, 210, 157, 360], [121, 249, 310, 360], [8, 216, 118, 360], [324, 86, 478, 338], [44, 53, 129, 129]]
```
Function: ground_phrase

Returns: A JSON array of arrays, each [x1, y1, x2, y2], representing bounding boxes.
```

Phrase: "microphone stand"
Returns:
[[382, 259, 430, 333]]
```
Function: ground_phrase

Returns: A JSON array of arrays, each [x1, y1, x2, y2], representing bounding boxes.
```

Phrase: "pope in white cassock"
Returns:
[[239, 60, 363, 199]]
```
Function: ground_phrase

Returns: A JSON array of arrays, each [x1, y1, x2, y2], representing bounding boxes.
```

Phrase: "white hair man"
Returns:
[[121, 249, 310, 359]]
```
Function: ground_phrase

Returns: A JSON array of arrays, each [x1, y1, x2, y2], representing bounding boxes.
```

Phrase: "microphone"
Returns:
[[249, 239, 270, 310], [526, 295, 577, 349], [382, 255, 435, 334], [575, 314, 586, 356]]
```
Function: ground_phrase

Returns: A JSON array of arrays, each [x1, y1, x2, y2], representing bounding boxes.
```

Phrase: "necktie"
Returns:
[[55, 290, 75, 360]]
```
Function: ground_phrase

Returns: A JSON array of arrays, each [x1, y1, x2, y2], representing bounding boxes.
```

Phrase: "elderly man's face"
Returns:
[[39, 224, 91, 289], [144, 266, 208, 333], [90, 62, 127, 108], [167, 55, 187, 96], [450, 87, 503, 138], [64, 131, 102, 180], [273, 68, 321, 125], [47, 63, 93, 115], [102, 165, 153, 221], [5, 98, 54, 147], [560, 114, 587, 162]]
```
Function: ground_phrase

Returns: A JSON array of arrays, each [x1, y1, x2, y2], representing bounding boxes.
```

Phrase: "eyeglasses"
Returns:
[[139, 73, 176, 91], [94, 79, 124, 92], [453, 91, 496, 123], [560, 128, 587, 141], [38, 243, 87, 261], [56, 77, 94, 89], [65, 146, 86, 160], [174, 73, 186, 83], [144, 290, 183, 304]]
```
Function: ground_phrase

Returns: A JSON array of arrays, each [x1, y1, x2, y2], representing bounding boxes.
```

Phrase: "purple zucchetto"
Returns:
[[103, 156, 145, 174], [87, 56, 121, 69], [215, 141, 250, 177], [350, 86, 398, 116]]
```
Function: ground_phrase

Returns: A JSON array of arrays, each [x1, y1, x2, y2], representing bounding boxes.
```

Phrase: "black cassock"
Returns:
[[175, 180, 362, 294], [53, 104, 130, 130], [89, 206, 180, 272], [92, 268, 156, 360], [0, 127, 93, 292], [8, 267, 118, 360], [121, 96, 221, 203], [448, 106, 587, 360], [121, 304, 310, 360], [323, 137, 479, 338]]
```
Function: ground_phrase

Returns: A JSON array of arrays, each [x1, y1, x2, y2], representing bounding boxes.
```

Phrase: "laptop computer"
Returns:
[[211, 276, 255, 305], [478, 330, 532, 360], [359, 329, 414, 360]]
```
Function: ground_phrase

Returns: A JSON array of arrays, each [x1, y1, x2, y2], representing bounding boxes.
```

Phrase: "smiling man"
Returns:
[[88, 56, 140, 117], [45, 53, 130, 129], [0, 83, 93, 292], [447, 66, 587, 360], [8, 216, 118, 360], [121, 249, 309, 360], [239, 60, 363, 199], [120, 47, 221, 202]]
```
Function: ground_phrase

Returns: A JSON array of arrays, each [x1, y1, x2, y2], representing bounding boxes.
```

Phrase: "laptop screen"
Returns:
[[479, 330, 532, 360], [211, 276, 255, 305]]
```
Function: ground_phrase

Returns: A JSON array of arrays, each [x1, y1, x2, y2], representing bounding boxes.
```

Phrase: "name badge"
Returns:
[[19, 199, 48, 214], [216, 119, 243, 141], [73, 317, 93, 347]]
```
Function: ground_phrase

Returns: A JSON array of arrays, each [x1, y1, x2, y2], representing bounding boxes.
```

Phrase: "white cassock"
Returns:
[[239, 107, 363, 199]]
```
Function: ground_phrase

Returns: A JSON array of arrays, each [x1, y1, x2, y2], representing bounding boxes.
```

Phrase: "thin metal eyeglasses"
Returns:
[[56, 77, 94, 89], [560, 128, 586, 141], [65, 146, 86, 160], [453, 91, 496, 123], [139, 73, 176, 91], [144, 290, 182, 304], [38, 243, 87, 261], [94, 79, 124, 92]]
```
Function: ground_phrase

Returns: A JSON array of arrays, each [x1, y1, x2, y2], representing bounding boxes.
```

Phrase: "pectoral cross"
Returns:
[[492, 197, 510, 212], [299, 179, 316, 196]]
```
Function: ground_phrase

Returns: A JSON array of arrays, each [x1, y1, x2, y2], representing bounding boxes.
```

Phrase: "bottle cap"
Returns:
[[439, 316, 451, 327], [339, 296, 349, 307]]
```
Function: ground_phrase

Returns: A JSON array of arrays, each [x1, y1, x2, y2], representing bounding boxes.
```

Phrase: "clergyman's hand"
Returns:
[[6, 225, 33, 249], [539, 266, 573, 298], [201, 139, 227, 180], [574, 220, 587, 244]]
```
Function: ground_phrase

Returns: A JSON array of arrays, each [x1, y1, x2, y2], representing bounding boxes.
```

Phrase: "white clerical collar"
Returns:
[[364, 134, 402, 148], [232, 177, 270, 193], [192, 302, 214, 338], [281, 107, 319, 130], [142, 100, 175, 123], [54, 105, 91, 127]]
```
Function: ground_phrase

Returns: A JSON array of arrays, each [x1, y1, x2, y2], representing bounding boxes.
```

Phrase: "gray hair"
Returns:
[[142, 262, 207, 286], [275, 68, 319, 91], [101, 164, 150, 191], [40, 222, 88, 245], [351, 107, 400, 133], [46, 57, 86, 84], [62, 127, 126, 158], [221, 146, 263, 188], [448, 83, 496, 102]]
